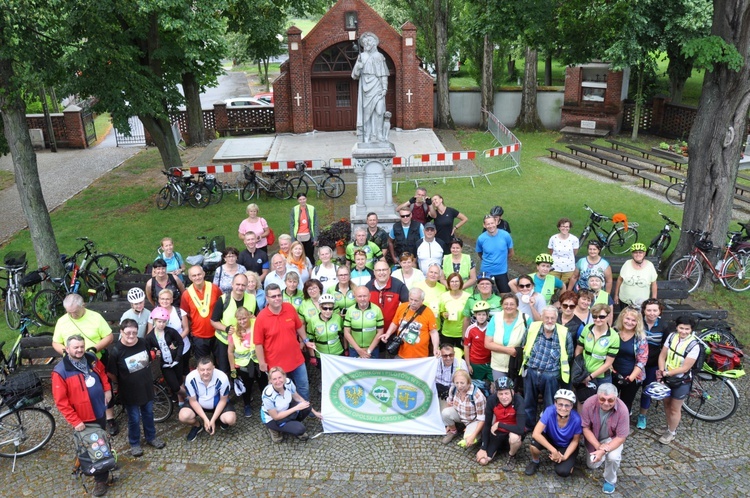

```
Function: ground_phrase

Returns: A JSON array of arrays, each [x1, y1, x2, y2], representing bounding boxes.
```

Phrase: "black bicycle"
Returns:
[[0, 314, 56, 383], [647, 212, 680, 260], [285, 162, 346, 199], [156, 168, 211, 209], [578, 204, 639, 255], [1, 252, 28, 330]]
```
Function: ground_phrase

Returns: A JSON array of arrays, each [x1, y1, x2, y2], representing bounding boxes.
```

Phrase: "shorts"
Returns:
[[183, 401, 235, 419], [668, 379, 692, 400], [471, 363, 493, 383]]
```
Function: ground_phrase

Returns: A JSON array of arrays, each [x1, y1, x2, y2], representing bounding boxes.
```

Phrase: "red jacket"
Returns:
[[366, 277, 409, 330], [51, 352, 111, 428]]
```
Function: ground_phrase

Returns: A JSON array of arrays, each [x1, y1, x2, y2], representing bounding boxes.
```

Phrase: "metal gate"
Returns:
[[81, 107, 97, 147], [114, 116, 146, 146]]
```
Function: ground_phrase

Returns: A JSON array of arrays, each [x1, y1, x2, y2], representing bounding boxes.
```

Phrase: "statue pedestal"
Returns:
[[350, 142, 399, 230]]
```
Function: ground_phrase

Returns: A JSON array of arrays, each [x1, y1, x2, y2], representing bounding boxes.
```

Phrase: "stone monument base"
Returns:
[[350, 141, 399, 232]]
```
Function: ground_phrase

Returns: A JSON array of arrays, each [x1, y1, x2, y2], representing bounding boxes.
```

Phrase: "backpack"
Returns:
[[668, 334, 706, 378], [73, 423, 117, 476], [706, 342, 744, 372]]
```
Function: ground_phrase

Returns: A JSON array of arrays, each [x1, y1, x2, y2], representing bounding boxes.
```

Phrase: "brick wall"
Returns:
[[561, 65, 625, 133], [25, 104, 87, 149]]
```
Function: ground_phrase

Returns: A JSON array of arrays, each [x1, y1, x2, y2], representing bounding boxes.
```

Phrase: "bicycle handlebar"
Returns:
[[583, 204, 609, 221], [658, 212, 680, 228]]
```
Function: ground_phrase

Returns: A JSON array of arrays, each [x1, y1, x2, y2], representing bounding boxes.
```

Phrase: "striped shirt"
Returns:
[[185, 369, 230, 410]]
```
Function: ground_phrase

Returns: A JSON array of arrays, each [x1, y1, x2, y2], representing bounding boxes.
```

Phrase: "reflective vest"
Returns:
[[442, 254, 472, 284], [215, 293, 257, 345], [666, 333, 699, 372], [292, 205, 316, 238], [231, 326, 257, 368], [592, 290, 610, 306], [531, 273, 556, 304], [521, 322, 570, 383]]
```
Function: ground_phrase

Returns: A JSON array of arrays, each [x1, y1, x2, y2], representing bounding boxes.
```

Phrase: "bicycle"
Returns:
[[156, 168, 211, 209], [667, 229, 750, 293], [647, 212, 680, 261], [0, 314, 56, 382], [241, 167, 294, 201], [186, 235, 225, 279], [665, 180, 687, 205], [0, 371, 56, 469], [284, 161, 346, 199], [86, 252, 139, 299], [578, 204, 639, 255], [111, 375, 174, 423], [1, 252, 28, 330]]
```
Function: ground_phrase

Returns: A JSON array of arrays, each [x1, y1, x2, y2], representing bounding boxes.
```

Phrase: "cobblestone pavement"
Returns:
[[3, 365, 748, 497]]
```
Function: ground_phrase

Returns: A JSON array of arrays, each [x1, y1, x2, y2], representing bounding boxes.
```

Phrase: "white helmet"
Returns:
[[319, 294, 336, 305], [554, 389, 576, 404], [644, 382, 672, 401], [127, 287, 146, 304]]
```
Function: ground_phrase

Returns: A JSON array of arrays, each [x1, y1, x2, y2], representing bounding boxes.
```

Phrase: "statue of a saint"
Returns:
[[352, 32, 389, 143]]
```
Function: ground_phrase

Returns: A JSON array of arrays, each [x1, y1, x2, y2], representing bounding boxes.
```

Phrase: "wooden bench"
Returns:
[[648, 147, 689, 169], [606, 256, 660, 276], [114, 272, 150, 298], [17, 336, 62, 379], [605, 139, 652, 157], [589, 144, 669, 174], [567, 145, 647, 175], [547, 148, 624, 179], [662, 169, 686, 184], [635, 171, 673, 190], [606, 139, 689, 169]]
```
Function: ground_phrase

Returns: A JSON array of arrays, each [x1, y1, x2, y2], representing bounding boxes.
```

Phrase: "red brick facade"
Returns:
[[561, 65, 625, 133], [25, 105, 88, 149], [274, 0, 433, 133]]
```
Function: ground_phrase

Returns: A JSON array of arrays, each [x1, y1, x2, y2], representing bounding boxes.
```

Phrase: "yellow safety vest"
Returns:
[[215, 293, 257, 345], [521, 322, 570, 383]]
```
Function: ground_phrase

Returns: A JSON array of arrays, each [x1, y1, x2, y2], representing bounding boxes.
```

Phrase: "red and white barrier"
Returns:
[[483, 143, 520, 158]]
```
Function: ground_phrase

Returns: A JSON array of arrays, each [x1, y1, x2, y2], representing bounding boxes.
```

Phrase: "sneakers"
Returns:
[[442, 430, 458, 444], [147, 438, 166, 449], [659, 431, 676, 445], [653, 426, 668, 436], [502, 454, 516, 472], [106, 419, 119, 437], [603, 481, 616, 494], [457, 437, 478, 448], [131, 445, 144, 457], [297, 432, 309, 441], [92, 481, 108, 497], [524, 460, 540, 476], [636, 415, 647, 430], [268, 428, 283, 443], [218, 420, 229, 431], [186, 425, 204, 442], [244, 405, 252, 418]]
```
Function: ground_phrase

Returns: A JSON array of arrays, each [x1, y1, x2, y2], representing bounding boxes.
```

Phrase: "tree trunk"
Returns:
[[140, 114, 183, 170], [433, 0, 454, 129], [516, 47, 543, 132], [670, 0, 750, 279], [666, 46, 693, 105], [263, 59, 270, 91], [631, 67, 644, 140], [479, 34, 494, 129], [0, 59, 64, 277], [507, 56, 516, 80], [181, 72, 205, 146], [544, 54, 552, 86]]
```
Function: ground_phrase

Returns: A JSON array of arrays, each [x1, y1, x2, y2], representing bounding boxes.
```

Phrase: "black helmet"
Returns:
[[495, 377, 515, 391], [490, 205, 504, 217]]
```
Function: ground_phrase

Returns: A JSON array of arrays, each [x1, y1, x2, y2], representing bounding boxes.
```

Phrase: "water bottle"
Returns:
[[72, 279, 81, 294], [716, 259, 725, 272], [597, 231, 606, 241]]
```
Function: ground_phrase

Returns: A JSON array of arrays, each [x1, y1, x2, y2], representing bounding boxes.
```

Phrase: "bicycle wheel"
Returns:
[[156, 186, 172, 210], [648, 233, 672, 258], [0, 407, 56, 457], [87, 253, 120, 297], [579, 226, 591, 245], [606, 226, 638, 255], [272, 178, 294, 200], [188, 184, 211, 208], [322, 175, 346, 198], [698, 328, 741, 348], [682, 373, 739, 422], [4, 290, 22, 330], [208, 182, 224, 205], [152, 382, 174, 423], [32, 289, 64, 326], [241, 181, 257, 201], [666, 182, 687, 205], [81, 271, 107, 302], [721, 255, 750, 292], [291, 177, 309, 198], [668, 256, 703, 293]]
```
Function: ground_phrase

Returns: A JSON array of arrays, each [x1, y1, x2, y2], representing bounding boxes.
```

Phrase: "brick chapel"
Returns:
[[274, 0, 434, 134]]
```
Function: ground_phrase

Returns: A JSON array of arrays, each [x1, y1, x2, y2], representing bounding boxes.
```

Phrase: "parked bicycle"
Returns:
[[185, 235, 225, 279], [156, 168, 211, 209], [0, 371, 56, 470], [667, 229, 750, 293], [0, 314, 56, 382], [647, 212, 680, 260], [284, 161, 346, 199], [111, 375, 174, 424], [578, 204, 639, 255], [86, 252, 139, 299], [1, 252, 28, 330], [665, 180, 687, 205], [241, 167, 294, 201]]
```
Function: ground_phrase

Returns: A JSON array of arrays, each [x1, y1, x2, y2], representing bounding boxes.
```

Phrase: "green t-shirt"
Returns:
[[346, 241, 383, 270], [333, 288, 356, 314], [283, 289, 304, 310], [307, 313, 344, 357], [439, 291, 470, 338], [577, 325, 620, 378], [343, 304, 384, 348], [297, 299, 321, 335], [462, 293, 502, 318]]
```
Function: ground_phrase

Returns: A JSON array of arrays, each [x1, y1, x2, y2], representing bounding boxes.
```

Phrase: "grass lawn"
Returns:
[[0, 170, 13, 191]]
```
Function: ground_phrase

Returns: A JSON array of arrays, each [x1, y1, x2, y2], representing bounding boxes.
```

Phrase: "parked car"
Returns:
[[224, 97, 272, 107], [254, 92, 274, 105]]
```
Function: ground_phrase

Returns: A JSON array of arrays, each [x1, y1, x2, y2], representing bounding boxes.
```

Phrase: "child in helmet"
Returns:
[[463, 301, 493, 387], [510, 254, 564, 305], [121, 287, 151, 338], [143, 306, 185, 404], [525, 389, 582, 477], [476, 377, 526, 470]]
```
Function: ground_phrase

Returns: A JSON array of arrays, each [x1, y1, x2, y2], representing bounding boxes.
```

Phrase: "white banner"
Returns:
[[321, 354, 445, 435]]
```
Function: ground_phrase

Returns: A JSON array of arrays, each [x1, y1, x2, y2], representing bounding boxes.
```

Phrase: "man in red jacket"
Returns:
[[52, 334, 113, 497]]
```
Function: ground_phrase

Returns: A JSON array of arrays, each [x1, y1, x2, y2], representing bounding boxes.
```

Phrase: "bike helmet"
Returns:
[[535, 253, 554, 265], [495, 377, 515, 391], [472, 300, 491, 314], [554, 389, 577, 404], [587, 269, 605, 284], [587, 239, 603, 249], [490, 205, 504, 217], [643, 382, 671, 401], [150, 307, 170, 322], [127, 287, 146, 304], [630, 242, 647, 253], [319, 294, 336, 305]]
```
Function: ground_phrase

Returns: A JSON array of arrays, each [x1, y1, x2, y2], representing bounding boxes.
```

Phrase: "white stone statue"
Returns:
[[352, 32, 389, 143]]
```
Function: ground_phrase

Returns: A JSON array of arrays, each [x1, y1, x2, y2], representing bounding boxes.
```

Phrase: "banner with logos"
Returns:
[[321, 354, 445, 435]]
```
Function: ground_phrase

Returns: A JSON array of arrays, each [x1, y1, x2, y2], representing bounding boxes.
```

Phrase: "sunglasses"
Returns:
[[400, 214, 411, 218], [518, 283, 532, 289], [593, 314, 609, 320], [321, 306, 334, 311], [561, 303, 576, 309], [441, 353, 455, 358], [267, 294, 282, 299]]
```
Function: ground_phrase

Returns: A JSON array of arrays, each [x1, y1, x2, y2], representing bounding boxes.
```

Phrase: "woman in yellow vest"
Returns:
[[484, 294, 532, 381], [228, 307, 266, 418], [441, 238, 476, 291], [655, 315, 700, 445]]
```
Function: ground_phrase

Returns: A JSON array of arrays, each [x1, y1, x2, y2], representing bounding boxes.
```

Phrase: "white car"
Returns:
[[224, 97, 272, 107]]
